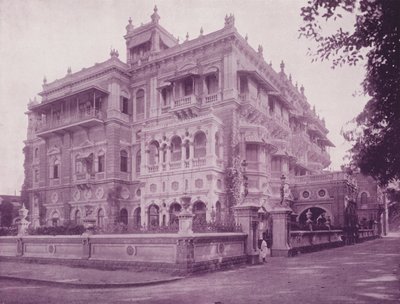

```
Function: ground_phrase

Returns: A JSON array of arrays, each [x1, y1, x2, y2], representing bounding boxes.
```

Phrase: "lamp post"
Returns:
[[241, 159, 249, 198], [280, 174, 286, 205]]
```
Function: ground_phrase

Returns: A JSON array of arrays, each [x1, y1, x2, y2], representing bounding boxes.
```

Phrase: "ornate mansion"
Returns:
[[24, 7, 355, 230]]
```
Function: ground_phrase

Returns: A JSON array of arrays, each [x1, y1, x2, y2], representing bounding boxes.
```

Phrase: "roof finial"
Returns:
[[269, 61, 272, 67], [289, 74, 292, 83], [43, 76, 47, 84], [312, 104, 316, 113], [224, 13, 235, 27], [280, 60, 285, 73], [151, 5, 160, 23], [126, 17, 134, 33], [245, 34, 248, 43], [295, 82, 298, 89], [67, 67, 72, 74], [185, 32, 189, 41], [110, 48, 119, 57], [258, 45, 263, 57], [300, 84, 305, 95], [199, 26, 204, 36]]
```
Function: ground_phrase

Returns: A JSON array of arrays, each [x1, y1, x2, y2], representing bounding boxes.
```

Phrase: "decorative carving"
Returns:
[[51, 192, 58, 203], [73, 190, 81, 202], [121, 187, 130, 199], [172, 181, 179, 191], [126, 245, 136, 256], [150, 184, 157, 193], [84, 189, 92, 200], [95, 187, 104, 199], [195, 179, 203, 188]]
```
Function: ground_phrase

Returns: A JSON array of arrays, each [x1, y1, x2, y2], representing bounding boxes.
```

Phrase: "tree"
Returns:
[[299, 0, 400, 186]]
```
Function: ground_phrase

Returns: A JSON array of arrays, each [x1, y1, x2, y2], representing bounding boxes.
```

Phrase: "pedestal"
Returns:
[[82, 218, 96, 235], [178, 212, 194, 235], [270, 207, 292, 257], [234, 205, 260, 264]]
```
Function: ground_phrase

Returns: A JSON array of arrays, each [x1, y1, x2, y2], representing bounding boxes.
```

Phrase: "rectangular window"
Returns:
[[53, 165, 59, 179], [120, 155, 128, 172], [98, 155, 105, 172], [121, 97, 129, 114], [34, 169, 39, 182], [246, 144, 258, 162]]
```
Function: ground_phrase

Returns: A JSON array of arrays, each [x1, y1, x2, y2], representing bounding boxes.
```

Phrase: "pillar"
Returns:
[[234, 205, 260, 264], [270, 207, 292, 257]]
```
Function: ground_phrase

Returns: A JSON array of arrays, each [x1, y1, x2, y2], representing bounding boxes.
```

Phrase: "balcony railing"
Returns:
[[192, 157, 206, 167], [169, 161, 182, 170], [204, 93, 219, 104], [37, 109, 104, 133], [174, 95, 197, 107], [148, 165, 159, 173]]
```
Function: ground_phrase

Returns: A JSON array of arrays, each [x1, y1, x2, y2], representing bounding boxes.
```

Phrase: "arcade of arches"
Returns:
[[112, 200, 221, 228]]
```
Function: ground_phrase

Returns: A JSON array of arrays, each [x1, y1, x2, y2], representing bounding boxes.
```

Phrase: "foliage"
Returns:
[[225, 156, 243, 208], [93, 222, 179, 234], [27, 224, 85, 236], [0, 225, 18, 236], [299, 0, 400, 186]]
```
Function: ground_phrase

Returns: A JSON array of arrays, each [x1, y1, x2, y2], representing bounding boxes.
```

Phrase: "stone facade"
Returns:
[[24, 7, 364, 231]]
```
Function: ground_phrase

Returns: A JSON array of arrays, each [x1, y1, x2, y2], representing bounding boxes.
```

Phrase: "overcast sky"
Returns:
[[0, 0, 368, 195]]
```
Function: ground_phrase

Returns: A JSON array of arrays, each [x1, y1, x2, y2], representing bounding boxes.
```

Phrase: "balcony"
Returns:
[[170, 94, 201, 119], [171, 94, 201, 118], [36, 109, 105, 138]]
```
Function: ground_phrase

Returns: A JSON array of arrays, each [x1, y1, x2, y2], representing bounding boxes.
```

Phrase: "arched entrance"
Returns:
[[148, 205, 160, 227], [193, 201, 207, 225], [119, 208, 128, 225], [169, 203, 182, 226]]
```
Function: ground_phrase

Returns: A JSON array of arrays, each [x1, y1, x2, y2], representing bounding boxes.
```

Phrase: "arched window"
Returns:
[[51, 212, 59, 227], [148, 205, 159, 227], [193, 132, 206, 158], [133, 207, 141, 228], [53, 158, 60, 179], [171, 137, 182, 161], [136, 89, 145, 115], [120, 208, 128, 225], [193, 201, 207, 224], [360, 192, 368, 205], [120, 150, 128, 172], [74, 210, 81, 225], [169, 203, 182, 226], [97, 209, 105, 228], [34, 148, 39, 159], [75, 155, 84, 174], [148, 141, 159, 165], [136, 150, 141, 174]]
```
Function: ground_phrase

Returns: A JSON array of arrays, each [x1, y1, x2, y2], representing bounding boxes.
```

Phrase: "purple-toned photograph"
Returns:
[[0, 0, 399, 303]]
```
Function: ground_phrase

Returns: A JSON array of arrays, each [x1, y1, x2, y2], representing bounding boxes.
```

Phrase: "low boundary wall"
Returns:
[[289, 229, 379, 255], [0, 233, 247, 275]]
